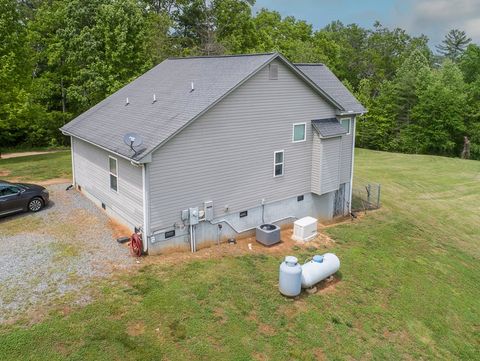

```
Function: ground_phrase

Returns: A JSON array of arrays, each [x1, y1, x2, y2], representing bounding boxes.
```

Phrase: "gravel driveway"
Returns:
[[0, 184, 134, 323]]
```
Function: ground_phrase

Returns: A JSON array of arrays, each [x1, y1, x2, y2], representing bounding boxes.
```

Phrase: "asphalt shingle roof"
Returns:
[[62, 53, 278, 161], [61, 53, 364, 161], [295, 64, 366, 114], [311, 118, 347, 138]]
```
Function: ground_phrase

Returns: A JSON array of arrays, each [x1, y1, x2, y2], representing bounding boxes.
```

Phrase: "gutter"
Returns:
[[61, 129, 145, 165]]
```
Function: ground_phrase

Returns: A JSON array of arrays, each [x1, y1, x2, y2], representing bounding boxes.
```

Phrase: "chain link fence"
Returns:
[[351, 177, 381, 212]]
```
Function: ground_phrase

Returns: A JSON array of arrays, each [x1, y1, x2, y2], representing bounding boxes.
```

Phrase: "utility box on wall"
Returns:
[[189, 207, 199, 225], [204, 201, 213, 221]]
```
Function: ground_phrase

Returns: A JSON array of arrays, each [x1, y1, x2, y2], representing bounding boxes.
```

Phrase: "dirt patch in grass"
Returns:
[[108, 218, 133, 239], [315, 275, 341, 294], [145, 224, 338, 266], [127, 321, 146, 336], [313, 348, 327, 360], [213, 307, 227, 324], [252, 352, 268, 361], [0, 169, 11, 177], [258, 323, 276, 336], [0, 150, 64, 159]]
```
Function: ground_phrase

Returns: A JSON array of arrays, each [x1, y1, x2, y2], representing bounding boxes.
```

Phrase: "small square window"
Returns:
[[165, 230, 175, 239], [240, 211, 248, 218], [293, 123, 306, 142], [274, 150, 284, 177], [297, 195, 304, 202], [341, 119, 351, 134]]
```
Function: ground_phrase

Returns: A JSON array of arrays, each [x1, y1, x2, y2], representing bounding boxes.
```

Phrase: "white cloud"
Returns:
[[396, 0, 480, 46]]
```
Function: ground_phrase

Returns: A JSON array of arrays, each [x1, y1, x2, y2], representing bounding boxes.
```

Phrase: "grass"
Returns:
[[0, 151, 71, 181], [0, 149, 479, 360]]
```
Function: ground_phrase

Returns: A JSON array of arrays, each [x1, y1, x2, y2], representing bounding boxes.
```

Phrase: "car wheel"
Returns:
[[28, 197, 44, 212]]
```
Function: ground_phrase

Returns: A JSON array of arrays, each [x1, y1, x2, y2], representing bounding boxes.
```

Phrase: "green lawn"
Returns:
[[0, 149, 479, 360], [0, 151, 71, 181]]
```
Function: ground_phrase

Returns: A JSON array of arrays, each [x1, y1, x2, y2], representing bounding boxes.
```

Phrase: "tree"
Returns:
[[436, 29, 471, 61], [408, 61, 468, 155], [459, 44, 480, 83]]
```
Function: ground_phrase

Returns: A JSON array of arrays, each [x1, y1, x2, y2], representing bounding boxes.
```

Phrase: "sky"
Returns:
[[253, 0, 480, 48]]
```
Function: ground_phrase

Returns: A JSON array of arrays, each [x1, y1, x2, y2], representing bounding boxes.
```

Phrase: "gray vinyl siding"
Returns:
[[319, 137, 341, 194], [148, 59, 337, 231], [72, 137, 143, 227], [339, 117, 354, 183], [311, 133, 322, 194]]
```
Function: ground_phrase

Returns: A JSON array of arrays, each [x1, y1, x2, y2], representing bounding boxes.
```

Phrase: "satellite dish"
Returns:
[[123, 132, 143, 157], [123, 132, 143, 147]]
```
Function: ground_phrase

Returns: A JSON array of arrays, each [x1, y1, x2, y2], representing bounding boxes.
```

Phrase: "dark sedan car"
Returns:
[[0, 180, 49, 217]]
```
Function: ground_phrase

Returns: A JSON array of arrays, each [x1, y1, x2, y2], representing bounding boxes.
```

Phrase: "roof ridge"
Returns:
[[168, 52, 277, 60], [294, 63, 324, 66]]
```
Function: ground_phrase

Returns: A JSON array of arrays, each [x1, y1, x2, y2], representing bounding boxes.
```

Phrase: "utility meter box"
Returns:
[[181, 209, 189, 222], [189, 207, 199, 225], [204, 201, 213, 221]]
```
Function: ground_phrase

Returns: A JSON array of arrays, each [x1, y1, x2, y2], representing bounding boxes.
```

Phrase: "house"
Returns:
[[60, 53, 365, 254]]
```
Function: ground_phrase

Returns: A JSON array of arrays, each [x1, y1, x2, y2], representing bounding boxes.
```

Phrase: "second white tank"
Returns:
[[301, 253, 340, 288]]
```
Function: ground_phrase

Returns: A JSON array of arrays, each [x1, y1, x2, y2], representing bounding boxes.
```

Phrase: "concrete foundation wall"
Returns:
[[147, 191, 334, 254]]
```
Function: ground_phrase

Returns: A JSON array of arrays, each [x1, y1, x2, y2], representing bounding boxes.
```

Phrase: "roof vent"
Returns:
[[269, 64, 278, 80], [125, 97, 129, 106], [190, 81, 195, 92], [153, 93, 156, 103]]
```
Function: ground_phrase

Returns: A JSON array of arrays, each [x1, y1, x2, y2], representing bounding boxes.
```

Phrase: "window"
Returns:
[[239, 210, 248, 218], [0, 186, 21, 196], [109, 156, 118, 192], [341, 118, 351, 134], [292, 123, 306, 142], [297, 195, 304, 202], [269, 64, 278, 80], [274, 150, 284, 177]]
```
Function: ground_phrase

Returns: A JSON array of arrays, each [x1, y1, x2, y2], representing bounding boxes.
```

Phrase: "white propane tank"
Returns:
[[279, 256, 302, 297], [301, 253, 340, 288]]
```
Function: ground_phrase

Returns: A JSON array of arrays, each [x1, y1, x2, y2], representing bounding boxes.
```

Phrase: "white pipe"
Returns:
[[193, 225, 196, 252], [189, 225, 193, 253], [209, 215, 297, 234], [348, 117, 357, 213]]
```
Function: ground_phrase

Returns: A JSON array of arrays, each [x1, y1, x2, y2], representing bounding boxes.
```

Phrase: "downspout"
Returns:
[[142, 163, 150, 254], [348, 117, 357, 213], [70, 136, 76, 186]]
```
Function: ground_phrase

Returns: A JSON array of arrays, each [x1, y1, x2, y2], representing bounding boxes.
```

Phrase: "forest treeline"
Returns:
[[1, 0, 479, 158]]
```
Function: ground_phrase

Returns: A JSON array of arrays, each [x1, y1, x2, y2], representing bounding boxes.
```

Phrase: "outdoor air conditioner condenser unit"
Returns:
[[292, 216, 318, 242]]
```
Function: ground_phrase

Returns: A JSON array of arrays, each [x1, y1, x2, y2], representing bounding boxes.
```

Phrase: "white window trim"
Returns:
[[292, 122, 307, 143], [273, 150, 284, 177], [109, 156, 119, 193], [341, 118, 351, 135]]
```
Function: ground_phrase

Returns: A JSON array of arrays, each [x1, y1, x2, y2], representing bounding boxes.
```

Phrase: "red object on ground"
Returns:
[[130, 232, 143, 257]]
